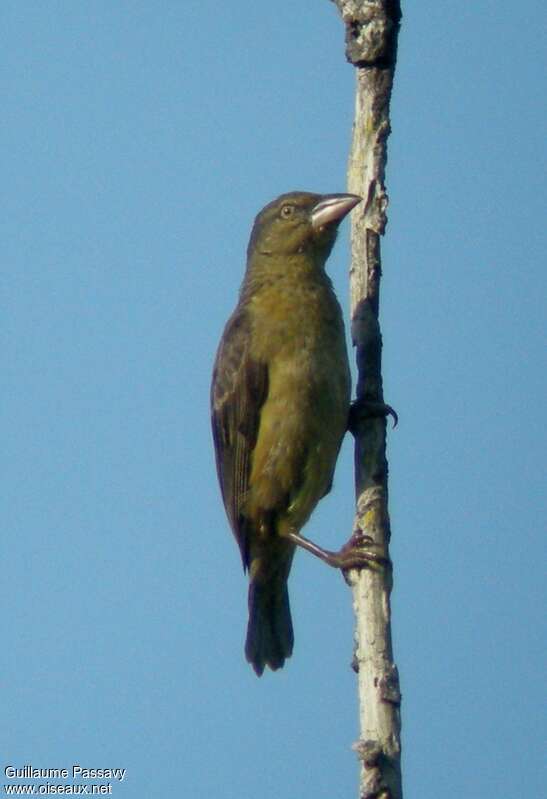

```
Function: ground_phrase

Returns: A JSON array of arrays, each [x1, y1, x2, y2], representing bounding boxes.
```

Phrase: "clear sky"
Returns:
[[3, 2, 546, 797]]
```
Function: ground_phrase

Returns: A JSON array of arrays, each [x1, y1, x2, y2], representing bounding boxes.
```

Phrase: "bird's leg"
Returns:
[[286, 530, 390, 572], [348, 397, 398, 433]]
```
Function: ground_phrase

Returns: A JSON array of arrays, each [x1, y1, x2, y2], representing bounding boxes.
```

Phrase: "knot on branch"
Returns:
[[353, 738, 382, 768], [331, 0, 402, 67], [380, 664, 401, 705], [353, 740, 396, 799], [364, 177, 389, 235]]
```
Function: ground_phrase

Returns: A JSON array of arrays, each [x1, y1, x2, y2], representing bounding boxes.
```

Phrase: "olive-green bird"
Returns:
[[211, 191, 361, 676]]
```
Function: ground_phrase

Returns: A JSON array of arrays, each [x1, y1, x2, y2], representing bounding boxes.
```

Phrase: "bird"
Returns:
[[211, 191, 363, 676]]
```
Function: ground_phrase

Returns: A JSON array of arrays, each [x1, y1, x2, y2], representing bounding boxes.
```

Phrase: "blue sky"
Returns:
[[3, 2, 546, 797]]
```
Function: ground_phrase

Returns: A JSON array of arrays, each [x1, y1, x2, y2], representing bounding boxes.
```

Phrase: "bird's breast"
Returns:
[[248, 276, 346, 365], [244, 276, 351, 526], [247, 277, 350, 410]]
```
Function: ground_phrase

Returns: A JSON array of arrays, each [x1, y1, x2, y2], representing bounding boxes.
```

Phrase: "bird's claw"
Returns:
[[348, 398, 398, 433]]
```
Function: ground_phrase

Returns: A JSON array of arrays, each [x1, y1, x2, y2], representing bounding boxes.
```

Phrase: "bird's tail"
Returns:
[[245, 574, 294, 676]]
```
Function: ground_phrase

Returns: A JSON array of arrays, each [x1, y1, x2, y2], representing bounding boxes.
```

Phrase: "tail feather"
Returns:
[[245, 578, 293, 676]]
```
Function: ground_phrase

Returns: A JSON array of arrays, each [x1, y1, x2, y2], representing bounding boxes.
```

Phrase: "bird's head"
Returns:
[[247, 191, 361, 264]]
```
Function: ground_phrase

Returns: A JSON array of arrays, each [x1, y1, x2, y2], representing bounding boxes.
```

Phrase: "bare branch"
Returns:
[[331, 2, 403, 797]]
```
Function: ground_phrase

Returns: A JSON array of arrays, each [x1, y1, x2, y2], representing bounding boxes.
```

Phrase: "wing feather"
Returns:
[[211, 307, 268, 569]]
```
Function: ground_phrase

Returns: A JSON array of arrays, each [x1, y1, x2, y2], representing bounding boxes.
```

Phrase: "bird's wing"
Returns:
[[211, 307, 268, 570]]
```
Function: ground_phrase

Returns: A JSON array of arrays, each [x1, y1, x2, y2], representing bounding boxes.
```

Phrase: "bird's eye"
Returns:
[[280, 204, 294, 219]]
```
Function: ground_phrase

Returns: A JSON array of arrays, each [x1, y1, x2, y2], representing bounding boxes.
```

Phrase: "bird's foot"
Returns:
[[348, 398, 398, 433], [286, 531, 390, 572], [334, 531, 391, 572]]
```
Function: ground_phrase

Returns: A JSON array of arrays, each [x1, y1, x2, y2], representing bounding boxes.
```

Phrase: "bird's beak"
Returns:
[[310, 193, 361, 230]]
